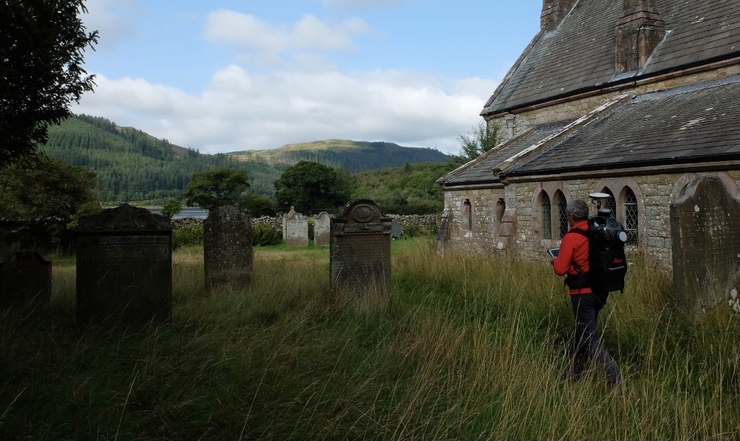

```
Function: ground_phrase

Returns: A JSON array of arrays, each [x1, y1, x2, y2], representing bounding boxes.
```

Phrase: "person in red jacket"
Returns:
[[552, 199, 622, 386]]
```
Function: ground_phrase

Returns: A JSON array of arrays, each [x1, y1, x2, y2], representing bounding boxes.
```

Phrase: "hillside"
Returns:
[[43, 114, 282, 204], [42, 115, 456, 207], [230, 139, 452, 172]]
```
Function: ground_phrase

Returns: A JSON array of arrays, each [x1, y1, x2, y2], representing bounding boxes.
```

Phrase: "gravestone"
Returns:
[[204, 205, 253, 289], [76, 204, 172, 325], [391, 219, 402, 239], [283, 206, 308, 248], [671, 175, 740, 316], [330, 199, 392, 296], [0, 250, 51, 309], [313, 212, 331, 247]]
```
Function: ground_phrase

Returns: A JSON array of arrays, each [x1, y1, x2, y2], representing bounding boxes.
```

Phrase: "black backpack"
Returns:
[[570, 215, 628, 293]]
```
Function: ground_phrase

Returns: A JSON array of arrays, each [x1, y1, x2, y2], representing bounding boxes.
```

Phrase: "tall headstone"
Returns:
[[284, 206, 309, 248], [671, 175, 740, 316], [0, 250, 51, 310], [330, 199, 392, 296], [313, 212, 331, 247], [204, 205, 253, 289], [76, 204, 172, 325]]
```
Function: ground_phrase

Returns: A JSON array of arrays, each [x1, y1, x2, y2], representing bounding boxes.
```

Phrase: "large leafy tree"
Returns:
[[0, 154, 100, 250], [456, 120, 499, 162], [1, 0, 98, 166], [274, 161, 352, 214], [182, 168, 251, 211]]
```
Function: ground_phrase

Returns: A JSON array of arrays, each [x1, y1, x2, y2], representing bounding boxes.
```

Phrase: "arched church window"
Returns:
[[600, 187, 617, 216], [463, 199, 472, 231], [624, 188, 639, 244], [541, 193, 552, 240], [556, 191, 568, 239]]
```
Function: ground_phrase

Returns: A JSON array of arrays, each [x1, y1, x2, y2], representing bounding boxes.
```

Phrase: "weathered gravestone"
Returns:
[[0, 250, 51, 310], [391, 219, 402, 239], [313, 212, 331, 247], [283, 206, 308, 248], [330, 199, 392, 296], [76, 204, 172, 325], [671, 174, 740, 317], [204, 205, 253, 289]]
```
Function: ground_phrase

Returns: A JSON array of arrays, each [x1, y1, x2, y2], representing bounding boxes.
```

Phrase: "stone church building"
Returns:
[[437, 0, 740, 314]]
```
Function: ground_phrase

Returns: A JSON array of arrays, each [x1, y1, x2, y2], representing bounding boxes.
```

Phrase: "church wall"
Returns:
[[441, 187, 505, 254]]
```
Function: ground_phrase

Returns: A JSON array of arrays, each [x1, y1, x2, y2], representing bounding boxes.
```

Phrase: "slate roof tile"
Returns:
[[505, 76, 740, 176], [483, 0, 740, 115]]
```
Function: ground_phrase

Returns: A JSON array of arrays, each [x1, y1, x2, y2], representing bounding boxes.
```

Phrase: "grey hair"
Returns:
[[566, 199, 589, 221]]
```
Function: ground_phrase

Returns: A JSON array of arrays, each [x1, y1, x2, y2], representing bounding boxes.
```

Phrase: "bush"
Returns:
[[172, 224, 203, 249], [252, 223, 282, 246]]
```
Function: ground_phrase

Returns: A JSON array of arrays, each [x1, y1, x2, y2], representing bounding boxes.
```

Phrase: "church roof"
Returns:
[[505, 75, 740, 177], [438, 120, 573, 187], [482, 0, 740, 116]]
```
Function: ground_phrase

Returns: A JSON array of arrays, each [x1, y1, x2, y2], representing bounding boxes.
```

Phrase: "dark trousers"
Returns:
[[569, 291, 622, 385]]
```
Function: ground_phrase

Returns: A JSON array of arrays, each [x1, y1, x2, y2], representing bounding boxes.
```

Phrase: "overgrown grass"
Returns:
[[1, 238, 738, 440]]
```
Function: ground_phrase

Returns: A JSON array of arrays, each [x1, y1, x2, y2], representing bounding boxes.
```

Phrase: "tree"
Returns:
[[161, 198, 183, 219], [274, 161, 352, 214], [456, 120, 499, 162], [0, 155, 100, 251], [0, 0, 98, 166], [182, 168, 250, 211]]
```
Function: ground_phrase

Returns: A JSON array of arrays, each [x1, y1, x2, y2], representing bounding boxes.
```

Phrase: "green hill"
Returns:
[[42, 115, 455, 207], [230, 139, 452, 173]]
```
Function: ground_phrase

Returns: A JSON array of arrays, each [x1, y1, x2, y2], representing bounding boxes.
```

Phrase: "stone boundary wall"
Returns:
[[172, 214, 440, 237]]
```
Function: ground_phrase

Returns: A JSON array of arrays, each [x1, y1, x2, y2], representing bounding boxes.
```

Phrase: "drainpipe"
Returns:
[[504, 114, 516, 139]]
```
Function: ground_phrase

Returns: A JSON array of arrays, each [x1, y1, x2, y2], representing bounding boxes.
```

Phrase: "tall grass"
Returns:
[[0, 239, 738, 440]]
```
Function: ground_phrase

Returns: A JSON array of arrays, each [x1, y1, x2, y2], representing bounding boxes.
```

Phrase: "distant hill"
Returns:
[[229, 139, 452, 173], [42, 114, 282, 204], [41, 115, 455, 206]]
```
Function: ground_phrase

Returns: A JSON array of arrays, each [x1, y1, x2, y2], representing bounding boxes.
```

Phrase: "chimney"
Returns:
[[615, 0, 665, 74], [541, 0, 578, 32]]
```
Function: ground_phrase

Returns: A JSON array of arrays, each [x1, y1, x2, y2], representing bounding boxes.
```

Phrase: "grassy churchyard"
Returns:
[[1, 238, 739, 440]]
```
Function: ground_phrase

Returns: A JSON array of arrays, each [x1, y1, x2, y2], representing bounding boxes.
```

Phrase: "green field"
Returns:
[[1, 239, 738, 440]]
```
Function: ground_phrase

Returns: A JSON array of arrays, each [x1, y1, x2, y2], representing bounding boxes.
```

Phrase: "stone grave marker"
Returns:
[[330, 199, 392, 296], [671, 174, 740, 316], [391, 219, 402, 239], [313, 212, 331, 246], [284, 206, 308, 248], [204, 205, 253, 289], [0, 250, 51, 310], [76, 204, 172, 325]]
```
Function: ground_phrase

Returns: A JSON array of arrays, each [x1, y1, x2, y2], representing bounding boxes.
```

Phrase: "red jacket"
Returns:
[[552, 219, 592, 295]]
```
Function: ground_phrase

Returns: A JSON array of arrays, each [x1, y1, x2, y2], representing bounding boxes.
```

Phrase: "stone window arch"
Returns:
[[595, 177, 645, 247], [555, 190, 568, 239], [463, 199, 473, 232], [496, 198, 506, 226], [598, 186, 617, 216], [622, 187, 639, 245], [540, 191, 552, 240]]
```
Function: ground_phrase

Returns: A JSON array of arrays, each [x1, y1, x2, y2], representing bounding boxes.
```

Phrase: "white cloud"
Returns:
[[75, 66, 498, 155], [204, 10, 371, 53]]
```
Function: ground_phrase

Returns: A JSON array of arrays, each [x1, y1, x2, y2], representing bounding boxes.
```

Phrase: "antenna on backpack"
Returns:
[[588, 192, 612, 217]]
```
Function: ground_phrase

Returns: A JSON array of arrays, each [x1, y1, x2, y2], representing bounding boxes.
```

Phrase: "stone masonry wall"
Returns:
[[441, 172, 700, 270]]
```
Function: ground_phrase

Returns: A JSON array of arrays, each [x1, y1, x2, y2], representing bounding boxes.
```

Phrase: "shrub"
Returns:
[[172, 224, 203, 249], [252, 223, 282, 246]]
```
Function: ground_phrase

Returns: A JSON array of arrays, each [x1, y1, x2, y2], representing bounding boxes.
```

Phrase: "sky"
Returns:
[[74, 0, 543, 155]]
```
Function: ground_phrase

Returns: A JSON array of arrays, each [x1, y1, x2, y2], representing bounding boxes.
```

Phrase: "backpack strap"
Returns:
[[562, 228, 590, 289]]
